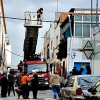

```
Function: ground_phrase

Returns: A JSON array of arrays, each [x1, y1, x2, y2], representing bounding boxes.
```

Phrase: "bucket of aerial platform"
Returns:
[[24, 8, 43, 28]]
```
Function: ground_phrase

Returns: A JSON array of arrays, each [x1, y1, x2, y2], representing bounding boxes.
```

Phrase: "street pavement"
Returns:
[[0, 88, 59, 100]]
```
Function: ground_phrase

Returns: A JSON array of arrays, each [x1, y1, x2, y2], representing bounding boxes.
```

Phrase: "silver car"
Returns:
[[60, 75, 100, 100], [84, 80, 100, 100]]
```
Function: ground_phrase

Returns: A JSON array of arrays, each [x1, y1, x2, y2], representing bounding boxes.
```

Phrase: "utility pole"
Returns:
[[91, 0, 93, 75], [96, 0, 98, 26], [57, 0, 58, 12]]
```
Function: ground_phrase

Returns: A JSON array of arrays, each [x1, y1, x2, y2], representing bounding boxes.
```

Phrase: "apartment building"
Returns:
[[43, 12, 68, 74], [0, 0, 10, 73], [60, 8, 100, 75]]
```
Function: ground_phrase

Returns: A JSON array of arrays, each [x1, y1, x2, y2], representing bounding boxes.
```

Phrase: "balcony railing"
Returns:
[[24, 12, 43, 28]]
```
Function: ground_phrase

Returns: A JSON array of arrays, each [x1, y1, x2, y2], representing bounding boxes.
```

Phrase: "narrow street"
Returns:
[[0, 88, 59, 100]]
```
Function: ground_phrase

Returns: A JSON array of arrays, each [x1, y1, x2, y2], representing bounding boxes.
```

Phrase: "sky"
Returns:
[[3, 0, 100, 68]]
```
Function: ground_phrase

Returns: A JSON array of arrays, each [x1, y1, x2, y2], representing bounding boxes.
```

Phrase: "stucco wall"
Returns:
[[67, 37, 90, 74], [6, 44, 11, 67], [91, 27, 100, 75]]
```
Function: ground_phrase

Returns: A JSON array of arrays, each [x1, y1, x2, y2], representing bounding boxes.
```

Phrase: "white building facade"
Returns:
[[5, 39, 11, 68], [91, 26, 100, 75], [60, 8, 100, 75], [0, 0, 11, 73]]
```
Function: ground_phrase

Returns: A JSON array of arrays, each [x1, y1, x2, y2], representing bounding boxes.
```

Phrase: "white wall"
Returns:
[[49, 23, 54, 63], [67, 37, 90, 73], [6, 44, 11, 67], [91, 27, 100, 75], [54, 23, 60, 48], [0, 7, 6, 71]]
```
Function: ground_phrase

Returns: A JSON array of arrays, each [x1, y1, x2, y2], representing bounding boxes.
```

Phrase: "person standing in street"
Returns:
[[31, 70, 39, 99], [8, 71, 15, 96], [49, 71, 61, 100], [21, 72, 33, 99], [1, 73, 8, 97], [57, 64, 62, 77], [17, 68, 23, 86]]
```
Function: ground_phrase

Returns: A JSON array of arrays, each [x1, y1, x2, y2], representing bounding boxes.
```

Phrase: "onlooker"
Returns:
[[1, 73, 8, 97], [57, 64, 62, 77], [72, 67, 77, 75], [17, 68, 22, 86], [21, 72, 33, 99], [49, 71, 61, 100], [18, 60, 23, 71], [86, 65, 91, 74], [8, 71, 15, 96], [31, 70, 39, 99]]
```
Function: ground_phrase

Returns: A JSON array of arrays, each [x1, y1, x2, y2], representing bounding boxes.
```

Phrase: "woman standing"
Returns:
[[1, 73, 8, 97], [49, 71, 61, 100], [31, 70, 39, 99]]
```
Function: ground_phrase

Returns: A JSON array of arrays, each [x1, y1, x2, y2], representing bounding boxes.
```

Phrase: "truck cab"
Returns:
[[24, 61, 50, 89]]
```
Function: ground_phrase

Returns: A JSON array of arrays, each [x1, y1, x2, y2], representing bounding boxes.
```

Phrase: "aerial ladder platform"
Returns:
[[23, 8, 43, 60]]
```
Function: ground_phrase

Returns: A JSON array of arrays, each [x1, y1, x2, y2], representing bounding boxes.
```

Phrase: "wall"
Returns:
[[6, 44, 11, 67], [49, 23, 54, 63], [67, 37, 90, 75], [0, 0, 7, 72], [91, 27, 100, 75]]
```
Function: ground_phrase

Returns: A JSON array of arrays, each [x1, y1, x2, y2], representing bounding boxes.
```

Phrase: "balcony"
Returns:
[[24, 12, 43, 28]]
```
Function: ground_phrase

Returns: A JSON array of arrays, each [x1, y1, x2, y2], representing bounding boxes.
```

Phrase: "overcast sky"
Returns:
[[3, 0, 100, 68]]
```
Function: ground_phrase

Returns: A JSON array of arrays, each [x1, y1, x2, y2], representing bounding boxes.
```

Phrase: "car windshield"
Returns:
[[27, 64, 47, 73], [78, 76, 100, 87]]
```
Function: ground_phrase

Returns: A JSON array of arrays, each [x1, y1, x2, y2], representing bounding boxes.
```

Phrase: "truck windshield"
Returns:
[[27, 64, 47, 73]]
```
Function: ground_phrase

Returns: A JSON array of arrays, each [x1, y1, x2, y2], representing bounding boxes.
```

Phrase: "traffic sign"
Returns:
[[82, 41, 94, 59]]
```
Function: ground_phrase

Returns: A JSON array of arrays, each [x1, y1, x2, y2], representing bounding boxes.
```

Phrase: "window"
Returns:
[[74, 15, 94, 37], [78, 76, 100, 86], [51, 41, 52, 50], [92, 15, 99, 22], [92, 23, 99, 27], [75, 15, 82, 21], [44, 47, 45, 58], [56, 36, 58, 46], [47, 45, 49, 59], [83, 15, 90, 21], [83, 24, 90, 37], [27, 64, 47, 73], [75, 24, 82, 36]]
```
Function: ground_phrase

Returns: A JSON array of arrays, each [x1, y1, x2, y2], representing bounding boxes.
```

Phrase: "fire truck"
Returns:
[[24, 58, 50, 89], [20, 8, 50, 89]]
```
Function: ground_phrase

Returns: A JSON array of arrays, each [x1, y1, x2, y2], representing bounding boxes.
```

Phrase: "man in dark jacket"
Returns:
[[1, 73, 8, 97], [31, 70, 39, 99], [8, 71, 15, 96]]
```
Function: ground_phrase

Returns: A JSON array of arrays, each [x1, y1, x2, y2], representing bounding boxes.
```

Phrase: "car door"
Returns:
[[63, 76, 75, 99]]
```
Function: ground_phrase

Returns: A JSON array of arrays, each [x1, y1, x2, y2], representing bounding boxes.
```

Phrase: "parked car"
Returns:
[[84, 80, 100, 100], [60, 75, 100, 100]]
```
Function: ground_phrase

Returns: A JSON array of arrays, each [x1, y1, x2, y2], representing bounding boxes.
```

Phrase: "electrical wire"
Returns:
[[5, 49, 23, 57], [0, 16, 56, 23], [0, 16, 100, 24]]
